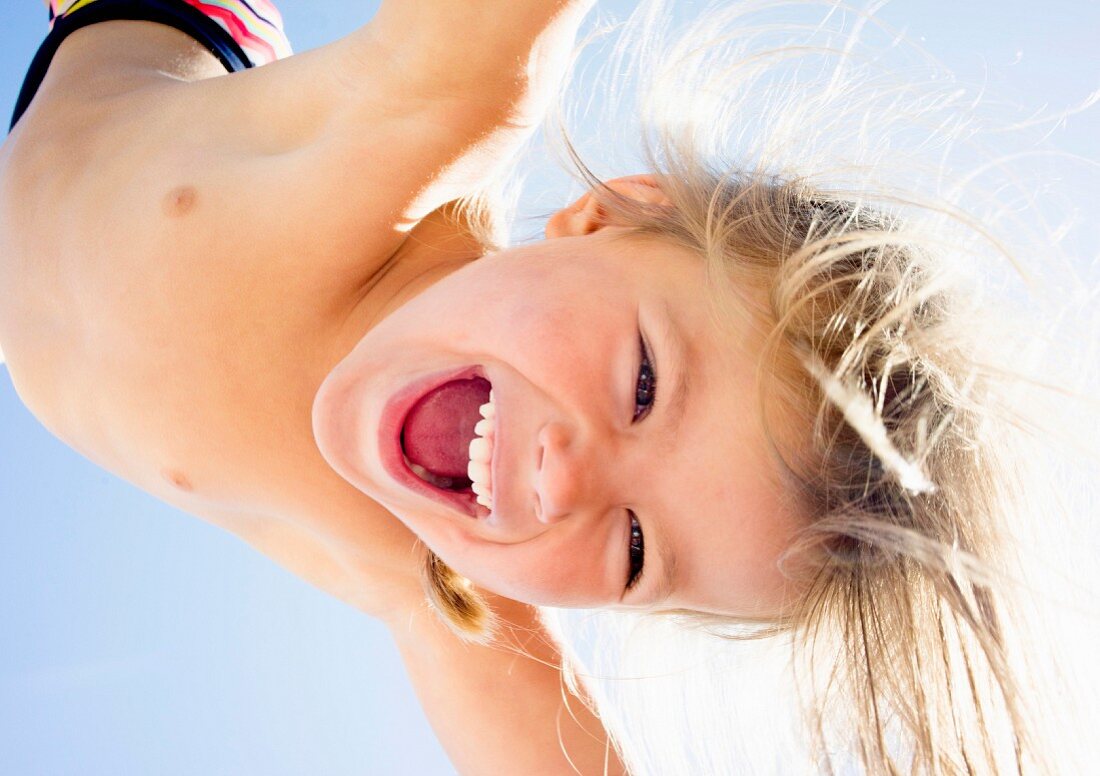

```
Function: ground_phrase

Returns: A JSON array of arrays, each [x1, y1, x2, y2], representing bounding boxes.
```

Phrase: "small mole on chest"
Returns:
[[163, 468, 194, 493], [163, 185, 198, 218]]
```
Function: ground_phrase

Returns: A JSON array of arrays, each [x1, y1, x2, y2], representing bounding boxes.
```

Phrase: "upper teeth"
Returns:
[[469, 391, 495, 509]]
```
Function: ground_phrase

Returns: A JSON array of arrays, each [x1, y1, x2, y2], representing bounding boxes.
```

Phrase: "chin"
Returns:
[[311, 364, 380, 492]]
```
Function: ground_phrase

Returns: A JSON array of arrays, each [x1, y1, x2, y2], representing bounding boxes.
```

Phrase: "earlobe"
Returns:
[[545, 175, 673, 238]]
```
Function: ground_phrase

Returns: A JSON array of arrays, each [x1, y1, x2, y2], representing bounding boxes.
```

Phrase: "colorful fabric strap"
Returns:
[[12, 0, 293, 129], [45, 0, 292, 65]]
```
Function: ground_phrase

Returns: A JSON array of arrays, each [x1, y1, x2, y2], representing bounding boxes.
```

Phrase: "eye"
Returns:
[[633, 333, 657, 421], [626, 511, 645, 590]]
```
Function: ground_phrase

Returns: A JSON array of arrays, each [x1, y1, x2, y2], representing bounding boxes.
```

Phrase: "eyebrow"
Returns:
[[658, 300, 692, 432], [647, 301, 691, 605], [651, 534, 678, 605]]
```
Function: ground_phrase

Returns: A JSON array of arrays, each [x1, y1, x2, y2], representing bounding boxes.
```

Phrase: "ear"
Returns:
[[545, 175, 673, 238]]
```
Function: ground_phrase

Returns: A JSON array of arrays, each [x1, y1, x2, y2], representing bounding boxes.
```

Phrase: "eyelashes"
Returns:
[[633, 333, 656, 421], [626, 510, 645, 589], [626, 331, 655, 590]]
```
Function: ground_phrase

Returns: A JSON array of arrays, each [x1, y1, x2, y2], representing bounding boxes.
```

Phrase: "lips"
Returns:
[[379, 366, 492, 518]]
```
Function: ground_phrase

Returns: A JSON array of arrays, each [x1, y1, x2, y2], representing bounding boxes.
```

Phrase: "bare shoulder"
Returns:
[[8, 20, 226, 149], [1, 21, 231, 276]]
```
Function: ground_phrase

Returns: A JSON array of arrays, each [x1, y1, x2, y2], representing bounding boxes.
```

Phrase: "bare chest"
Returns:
[[2, 126, 368, 510]]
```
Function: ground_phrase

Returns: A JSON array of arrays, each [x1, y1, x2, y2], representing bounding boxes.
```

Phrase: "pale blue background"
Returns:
[[1, 2, 1096, 775]]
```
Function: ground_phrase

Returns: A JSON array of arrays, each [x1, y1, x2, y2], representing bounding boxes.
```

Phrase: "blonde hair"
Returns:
[[422, 1, 1097, 772]]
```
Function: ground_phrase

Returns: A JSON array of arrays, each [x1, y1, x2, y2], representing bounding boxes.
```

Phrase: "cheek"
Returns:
[[493, 299, 621, 391], [499, 281, 589, 339], [441, 536, 612, 607], [475, 259, 611, 332], [465, 559, 570, 604]]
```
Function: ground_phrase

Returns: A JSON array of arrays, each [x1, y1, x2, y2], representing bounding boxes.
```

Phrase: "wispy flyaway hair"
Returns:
[[426, 1, 1100, 773]]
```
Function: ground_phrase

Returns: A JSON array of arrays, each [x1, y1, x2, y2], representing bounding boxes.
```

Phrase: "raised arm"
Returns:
[[176, 0, 597, 246], [390, 596, 627, 776], [5, 0, 597, 288], [367, 0, 596, 102]]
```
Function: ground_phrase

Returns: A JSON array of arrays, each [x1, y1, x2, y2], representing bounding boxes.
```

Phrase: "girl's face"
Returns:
[[313, 229, 806, 617]]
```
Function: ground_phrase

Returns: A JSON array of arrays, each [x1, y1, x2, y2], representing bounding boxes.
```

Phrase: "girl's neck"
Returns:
[[322, 205, 494, 387]]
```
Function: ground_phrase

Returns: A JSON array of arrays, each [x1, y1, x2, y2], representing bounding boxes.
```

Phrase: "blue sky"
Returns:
[[1, 2, 1097, 775]]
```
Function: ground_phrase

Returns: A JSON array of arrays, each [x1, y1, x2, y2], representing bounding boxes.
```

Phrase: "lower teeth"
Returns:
[[409, 461, 470, 492]]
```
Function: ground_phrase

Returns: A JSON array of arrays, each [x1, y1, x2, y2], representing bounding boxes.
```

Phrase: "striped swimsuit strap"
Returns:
[[46, 0, 292, 66]]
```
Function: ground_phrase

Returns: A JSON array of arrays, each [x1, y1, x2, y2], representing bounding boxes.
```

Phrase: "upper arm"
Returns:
[[364, 0, 594, 100], [172, 1, 595, 238]]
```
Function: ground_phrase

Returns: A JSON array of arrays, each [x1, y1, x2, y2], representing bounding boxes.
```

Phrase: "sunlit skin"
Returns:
[[0, 14, 806, 624], [314, 224, 808, 617]]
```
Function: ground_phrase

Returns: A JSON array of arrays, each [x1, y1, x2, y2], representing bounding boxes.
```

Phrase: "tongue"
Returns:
[[402, 377, 491, 479]]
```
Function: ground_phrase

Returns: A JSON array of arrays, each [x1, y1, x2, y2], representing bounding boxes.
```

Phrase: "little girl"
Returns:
[[2, 1, 1084, 773]]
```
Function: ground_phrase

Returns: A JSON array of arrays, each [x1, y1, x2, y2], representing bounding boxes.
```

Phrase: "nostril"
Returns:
[[534, 440, 545, 520], [534, 422, 583, 524]]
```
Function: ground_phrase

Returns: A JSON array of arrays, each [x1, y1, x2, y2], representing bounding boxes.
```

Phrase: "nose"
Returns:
[[534, 421, 606, 523]]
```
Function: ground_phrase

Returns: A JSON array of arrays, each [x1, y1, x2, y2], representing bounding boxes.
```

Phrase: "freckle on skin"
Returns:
[[164, 469, 193, 492], [163, 185, 197, 217]]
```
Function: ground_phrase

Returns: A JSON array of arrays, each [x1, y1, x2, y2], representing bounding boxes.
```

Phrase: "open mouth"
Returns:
[[383, 368, 496, 517]]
